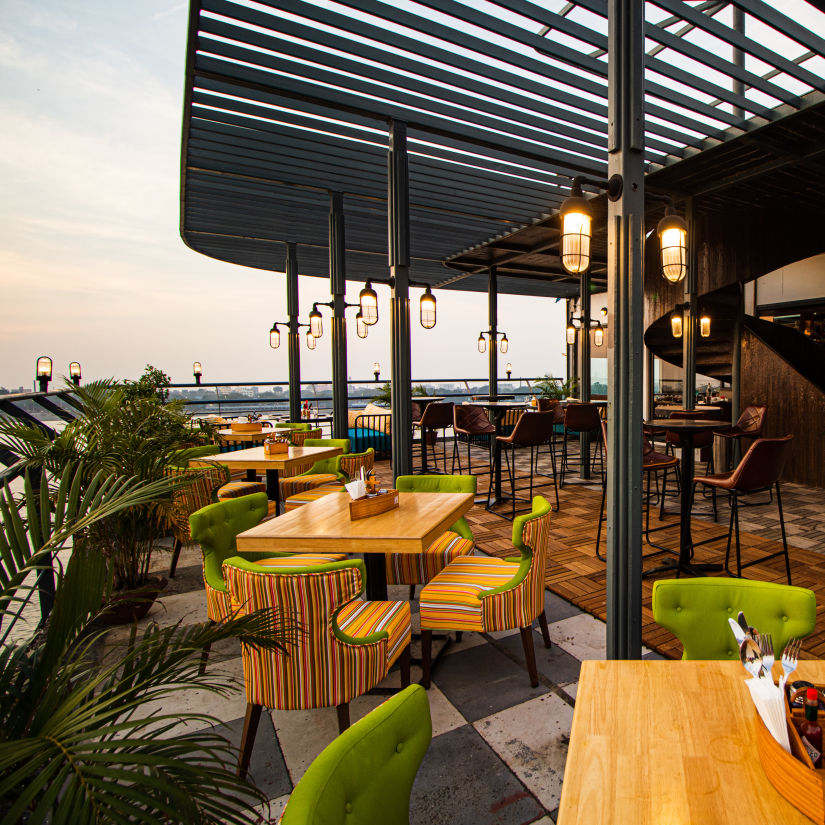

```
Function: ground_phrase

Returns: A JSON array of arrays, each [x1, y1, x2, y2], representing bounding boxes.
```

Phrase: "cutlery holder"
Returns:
[[756, 685, 825, 823]]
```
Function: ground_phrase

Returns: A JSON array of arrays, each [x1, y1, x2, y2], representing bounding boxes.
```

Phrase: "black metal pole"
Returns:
[[286, 242, 301, 423], [488, 267, 498, 398], [683, 197, 697, 411], [579, 270, 592, 479], [329, 192, 348, 438], [389, 120, 412, 478], [731, 282, 744, 462], [567, 299, 578, 392], [606, 0, 645, 660]]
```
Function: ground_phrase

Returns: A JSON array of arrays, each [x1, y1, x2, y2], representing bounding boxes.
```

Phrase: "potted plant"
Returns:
[[0, 464, 284, 822], [0, 370, 207, 615], [533, 374, 578, 400]]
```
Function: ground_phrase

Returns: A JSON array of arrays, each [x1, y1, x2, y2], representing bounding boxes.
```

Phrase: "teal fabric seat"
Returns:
[[652, 578, 816, 660], [280, 685, 432, 825]]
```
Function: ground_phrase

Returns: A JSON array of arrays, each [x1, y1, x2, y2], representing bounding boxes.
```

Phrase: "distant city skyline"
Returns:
[[0, 0, 567, 391]]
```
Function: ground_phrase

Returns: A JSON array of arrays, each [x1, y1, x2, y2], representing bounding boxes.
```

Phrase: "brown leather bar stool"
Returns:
[[414, 402, 454, 473], [692, 435, 794, 583], [491, 411, 558, 519], [714, 404, 767, 467], [595, 421, 680, 561], [452, 404, 495, 476], [560, 403, 603, 487]]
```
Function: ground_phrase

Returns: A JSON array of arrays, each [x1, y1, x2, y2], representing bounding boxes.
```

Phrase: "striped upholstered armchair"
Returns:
[[222, 557, 412, 777], [278, 437, 351, 500], [283, 448, 376, 511], [384, 475, 476, 599], [419, 495, 553, 687]]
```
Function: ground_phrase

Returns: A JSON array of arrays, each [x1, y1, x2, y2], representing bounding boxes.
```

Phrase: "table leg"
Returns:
[[421, 429, 429, 473], [246, 469, 256, 482], [580, 431, 590, 480], [364, 554, 388, 601], [266, 469, 280, 516], [485, 411, 504, 507]]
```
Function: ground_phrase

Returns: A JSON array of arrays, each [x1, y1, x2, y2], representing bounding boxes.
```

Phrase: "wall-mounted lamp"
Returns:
[[505, 363, 512, 380], [477, 330, 509, 354], [420, 286, 437, 329], [594, 323, 604, 348], [670, 312, 683, 338], [559, 175, 623, 275], [373, 362, 380, 381], [309, 304, 323, 338], [36, 356, 52, 392], [269, 324, 281, 349], [657, 205, 688, 284], [566, 320, 577, 346], [358, 281, 379, 326], [356, 311, 369, 339], [700, 313, 711, 338], [69, 361, 82, 386], [193, 361, 202, 385], [600, 306, 608, 319]]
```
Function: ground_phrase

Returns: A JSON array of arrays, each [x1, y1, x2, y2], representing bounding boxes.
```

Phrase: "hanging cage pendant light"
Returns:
[[356, 311, 368, 339], [477, 334, 486, 354], [658, 207, 688, 283], [420, 286, 436, 329], [671, 312, 683, 338], [499, 333, 509, 354], [566, 321, 576, 346], [594, 324, 604, 347], [359, 281, 379, 326], [269, 324, 280, 349], [700, 313, 711, 338], [559, 180, 593, 274], [306, 329, 316, 350], [309, 304, 323, 338]]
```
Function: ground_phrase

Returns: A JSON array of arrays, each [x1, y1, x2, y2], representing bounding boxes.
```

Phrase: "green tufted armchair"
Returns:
[[652, 578, 816, 661], [280, 685, 432, 825]]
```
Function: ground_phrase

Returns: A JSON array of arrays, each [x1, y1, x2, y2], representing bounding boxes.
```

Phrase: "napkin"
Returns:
[[345, 479, 367, 500], [745, 676, 791, 754]]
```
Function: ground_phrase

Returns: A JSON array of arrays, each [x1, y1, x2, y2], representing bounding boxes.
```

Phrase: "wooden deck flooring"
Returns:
[[375, 458, 825, 660]]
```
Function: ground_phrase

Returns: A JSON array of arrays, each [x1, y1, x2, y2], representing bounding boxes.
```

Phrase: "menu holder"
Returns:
[[755, 685, 825, 824], [231, 422, 263, 433], [349, 490, 399, 521]]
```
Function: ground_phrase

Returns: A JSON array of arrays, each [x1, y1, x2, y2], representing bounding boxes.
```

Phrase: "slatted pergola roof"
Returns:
[[181, 0, 825, 298]]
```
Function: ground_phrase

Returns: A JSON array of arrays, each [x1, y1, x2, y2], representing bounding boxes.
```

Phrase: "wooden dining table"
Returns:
[[558, 659, 825, 825], [236, 490, 474, 599], [192, 444, 343, 516]]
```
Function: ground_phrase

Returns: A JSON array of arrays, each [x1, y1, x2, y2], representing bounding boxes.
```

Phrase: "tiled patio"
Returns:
[[119, 440, 822, 823]]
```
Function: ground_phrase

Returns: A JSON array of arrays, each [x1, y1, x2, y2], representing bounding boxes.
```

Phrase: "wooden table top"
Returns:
[[644, 418, 724, 432], [236, 491, 474, 555], [192, 444, 342, 472], [216, 428, 274, 441], [557, 659, 825, 825]]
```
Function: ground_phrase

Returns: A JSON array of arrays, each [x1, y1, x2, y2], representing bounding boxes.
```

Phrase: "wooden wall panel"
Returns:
[[741, 329, 825, 488]]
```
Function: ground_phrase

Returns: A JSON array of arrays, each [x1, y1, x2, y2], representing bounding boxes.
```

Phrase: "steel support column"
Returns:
[[731, 282, 744, 460], [286, 242, 301, 423], [567, 299, 578, 390], [606, 0, 645, 660], [329, 192, 348, 438], [683, 197, 697, 411], [389, 120, 412, 478], [488, 267, 498, 398], [579, 270, 592, 479]]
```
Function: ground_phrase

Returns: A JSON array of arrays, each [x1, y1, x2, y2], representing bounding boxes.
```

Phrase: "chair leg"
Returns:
[[776, 482, 792, 585], [520, 626, 539, 688], [733, 493, 742, 577], [237, 702, 263, 779], [169, 538, 182, 578], [659, 469, 668, 519], [455, 631, 463, 643], [421, 629, 433, 689], [548, 437, 560, 512], [595, 479, 606, 562], [336, 703, 350, 733], [199, 619, 216, 675], [399, 644, 411, 688], [409, 584, 416, 601], [538, 610, 552, 649], [723, 493, 736, 573], [451, 433, 460, 474]]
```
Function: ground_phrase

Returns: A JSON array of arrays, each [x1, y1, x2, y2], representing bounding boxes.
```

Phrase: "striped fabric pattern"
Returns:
[[222, 563, 409, 710], [284, 485, 344, 512], [217, 480, 266, 500], [385, 531, 475, 585], [165, 468, 214, 546], [418, 556, 518, 631], [419, 505, 553, 634], [339, 449, 375, 480], [279, 473, 339, 500], [337, 599, 411, 666], [290, 428, 323, 446], [204, 581, 233, 622]]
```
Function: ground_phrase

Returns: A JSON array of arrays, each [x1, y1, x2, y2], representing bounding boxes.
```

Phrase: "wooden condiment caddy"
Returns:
[[755, 685, 825, 823], [263, 438, 289, 455], [349, 490, 399, 521], [231, 421, 263, 433]]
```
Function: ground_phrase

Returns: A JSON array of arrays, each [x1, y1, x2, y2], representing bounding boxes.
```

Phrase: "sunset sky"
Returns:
[[0, 0, 567, 390]]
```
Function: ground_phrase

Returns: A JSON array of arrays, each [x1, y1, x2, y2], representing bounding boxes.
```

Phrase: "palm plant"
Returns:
[[0, 464, 283, 824], [533, 375, 578, 400], [0, 380, 205, 590]]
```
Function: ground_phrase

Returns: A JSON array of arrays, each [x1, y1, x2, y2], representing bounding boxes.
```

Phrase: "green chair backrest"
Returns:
[[274, 422, 311, 431], [168, 444, 221, 467], [189, 493, 269, 593], [652, 578, 816, 661], [395, 474, 476, 540], [281, 685, 432, 825], [301, 438, 351, 476]]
